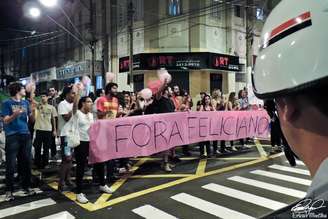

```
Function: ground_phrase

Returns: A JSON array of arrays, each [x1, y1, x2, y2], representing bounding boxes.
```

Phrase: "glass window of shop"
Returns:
[[210, 73, 223, 94]]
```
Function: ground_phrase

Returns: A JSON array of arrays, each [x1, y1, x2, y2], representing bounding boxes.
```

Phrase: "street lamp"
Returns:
[[29, 7, 41, 18], [27, 0, 97, 91], [39, 0, 58, 8]]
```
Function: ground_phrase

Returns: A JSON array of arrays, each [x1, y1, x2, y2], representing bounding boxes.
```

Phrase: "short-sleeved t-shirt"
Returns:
[[34, 103, 58, 131], [96, 96, 119, 119], [76, 110, 94, 141], [58, 99, 73, 136], [1, 99, 30, 136]]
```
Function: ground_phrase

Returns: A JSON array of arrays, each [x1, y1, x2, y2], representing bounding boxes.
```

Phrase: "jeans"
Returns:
[[5, 134, 32, 192], [33, 130, 52, 168]]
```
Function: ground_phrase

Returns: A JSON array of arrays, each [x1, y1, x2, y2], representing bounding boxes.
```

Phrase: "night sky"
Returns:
[[0, 0, 24, 40]]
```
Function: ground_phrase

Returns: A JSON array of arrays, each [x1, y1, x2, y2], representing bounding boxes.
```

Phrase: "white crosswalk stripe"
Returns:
[[268, 164, 310, 176], [0, 198, 56, 218], [171, 193, 256, 219], [132, 205, 178, 219], [130, 163, 313, 219], [251, 170, 312, 186], [285, 160, 305, 166], [40, 211, 75, 219], [228, 176, 306, 198], [202, 183, 287, 210], [0, 188, 43, 203]]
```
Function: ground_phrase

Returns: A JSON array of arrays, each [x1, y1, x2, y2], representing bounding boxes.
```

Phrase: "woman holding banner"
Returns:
[[199, 94, 216, 158], [223, 92, 239, 152], [72, 87, 113, 204]]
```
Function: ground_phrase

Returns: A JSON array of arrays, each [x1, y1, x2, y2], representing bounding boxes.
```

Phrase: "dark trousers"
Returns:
[[200, 141, 211, 155], [34, 130, 52, 168], [75, 141, 105, 193], [271, 121, 282, 146], [213, 141, 227, 152], [5, 134, 32, 192], [50, 136, 57, 157], [106, 160, 116, 181], [182, 145, 190, 154]]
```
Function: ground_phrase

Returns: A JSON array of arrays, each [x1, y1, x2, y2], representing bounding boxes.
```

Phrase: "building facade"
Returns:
[[0, 0, 278, 97]]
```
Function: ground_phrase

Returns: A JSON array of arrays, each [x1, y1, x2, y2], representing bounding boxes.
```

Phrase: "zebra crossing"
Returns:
[[131, 160, 311, 219]]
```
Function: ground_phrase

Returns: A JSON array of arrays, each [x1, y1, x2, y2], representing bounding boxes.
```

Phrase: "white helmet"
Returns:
[[253, 0, 328, 99]]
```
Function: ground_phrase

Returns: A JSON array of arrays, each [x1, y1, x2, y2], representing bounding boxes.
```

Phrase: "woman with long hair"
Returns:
[[73, 94, 112, 204], [222, 92, 240, 151], [199, 94, 216, 158]]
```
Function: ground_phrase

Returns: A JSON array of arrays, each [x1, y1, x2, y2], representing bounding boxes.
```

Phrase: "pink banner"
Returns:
[[89, 110, 270, 164]]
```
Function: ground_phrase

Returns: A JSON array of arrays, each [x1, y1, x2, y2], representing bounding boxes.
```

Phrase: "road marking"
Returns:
[[229, 176, 306, 198], [0, 198, 56, 218], [0, 188, 43, 202], [94, 158, 147, 205], [254, 140, 267, 157], [129, 174, 192, 179], [202, 183, 287, 210], [132, 205, 178, 219], [285, 160, 305, 166], [268, 164, 310, 176], [40, 211, 75, 219], [251, 170, 311, 186], [171, 193, 255, 219], [196, 159, 207, 175], [79, 153, 283, 211]]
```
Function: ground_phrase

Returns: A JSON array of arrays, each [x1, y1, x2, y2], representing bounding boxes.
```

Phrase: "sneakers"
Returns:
[[4, 191, 14, 202], [23, 188, 36, 196], [76, 193, 89, 204], [99, 185, 113, 194], [163, 163, 172, 172]]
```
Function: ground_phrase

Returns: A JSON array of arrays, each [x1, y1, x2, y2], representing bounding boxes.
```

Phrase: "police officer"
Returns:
[[253, 0, 328, 217]]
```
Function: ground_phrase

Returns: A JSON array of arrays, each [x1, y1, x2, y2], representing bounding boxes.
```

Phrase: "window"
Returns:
[[133, 0, 144, 21], [168, 0, 182, 16], [234, 5, 244, 18], [235, 73, 246, 82], [211, 0, 221, 19], [256, 8, 264, 20]]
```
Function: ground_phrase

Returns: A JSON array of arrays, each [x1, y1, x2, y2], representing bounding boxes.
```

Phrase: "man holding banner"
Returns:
[[96, 82, 120, 183]]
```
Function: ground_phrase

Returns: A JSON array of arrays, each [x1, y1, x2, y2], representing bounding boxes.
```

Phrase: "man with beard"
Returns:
[[96, 83, 121, 187]]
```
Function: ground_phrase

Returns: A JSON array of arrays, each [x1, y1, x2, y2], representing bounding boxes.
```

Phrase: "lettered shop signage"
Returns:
[[119, 52, 241, 72]]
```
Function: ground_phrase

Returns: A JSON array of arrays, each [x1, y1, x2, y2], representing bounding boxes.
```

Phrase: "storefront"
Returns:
[[31, 67, 56, 93], [119, 52, 241, 97], [56, 60, 103, 92]]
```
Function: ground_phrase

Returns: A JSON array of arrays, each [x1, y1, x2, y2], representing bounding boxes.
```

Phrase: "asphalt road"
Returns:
[[0, 142, 312, 219]]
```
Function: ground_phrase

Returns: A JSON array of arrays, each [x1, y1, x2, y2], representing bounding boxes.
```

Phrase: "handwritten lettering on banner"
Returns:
[[89, 111, 270, 164]]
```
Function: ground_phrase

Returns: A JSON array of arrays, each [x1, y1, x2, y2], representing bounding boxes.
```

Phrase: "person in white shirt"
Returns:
[[72, 94, 113, 204], [57, 85, 75, 191]]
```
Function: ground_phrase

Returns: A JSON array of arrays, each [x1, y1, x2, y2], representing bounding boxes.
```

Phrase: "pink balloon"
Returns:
[[157, 69, 168, 76], [82, 76, 91, 85], [25, 82, 36, 93], [147, 79, 163, 95], [73, 82, 84, 94], [140, 88, 153, 100], [106, 72, 115, 83], [158, 72, 172, 84]]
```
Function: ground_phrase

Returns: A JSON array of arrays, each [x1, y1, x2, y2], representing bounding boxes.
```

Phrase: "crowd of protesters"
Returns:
[[0, 79, 282, 204]]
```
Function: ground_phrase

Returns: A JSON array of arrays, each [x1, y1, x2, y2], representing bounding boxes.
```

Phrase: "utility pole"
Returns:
[[127, 0, 134, 89], [90, 0, 96, 91], [245, 0, 254, 85]]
